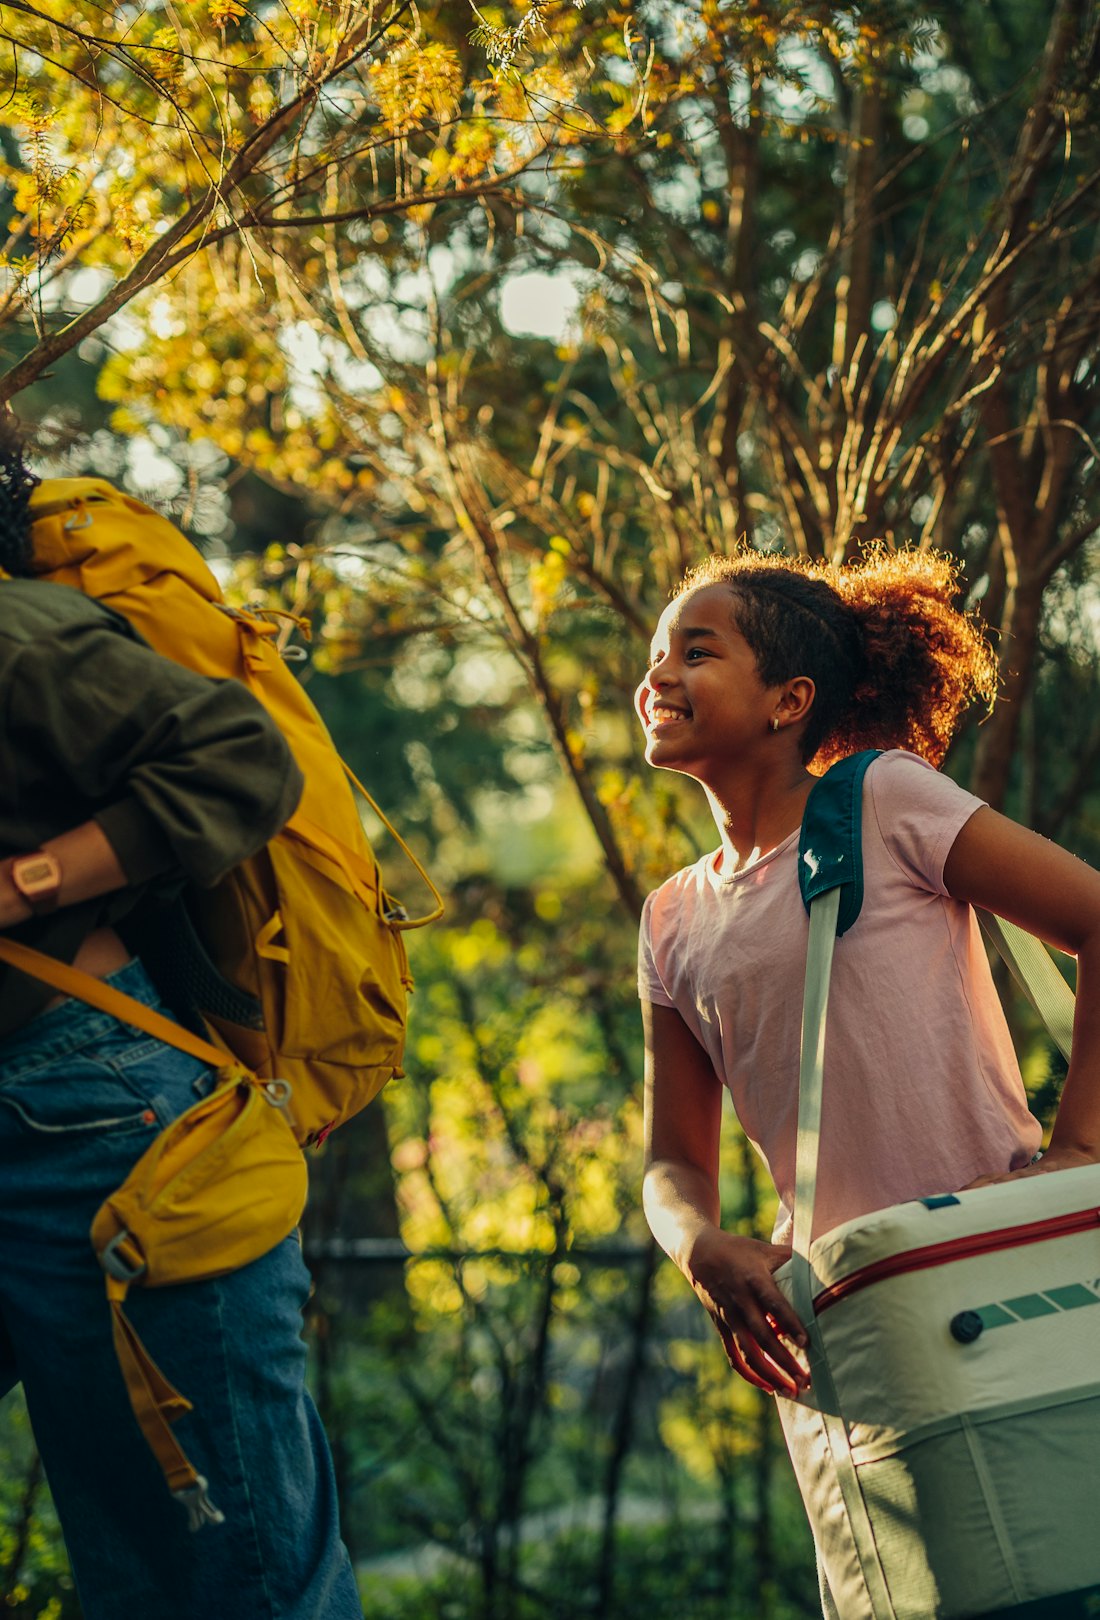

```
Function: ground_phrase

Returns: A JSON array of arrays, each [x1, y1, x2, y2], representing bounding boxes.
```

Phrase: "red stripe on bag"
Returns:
[[814, 1206, 1100, 1316]]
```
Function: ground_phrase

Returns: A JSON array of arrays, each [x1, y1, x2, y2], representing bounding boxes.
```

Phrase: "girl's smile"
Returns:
[[636, 584, 779, 780], [647, 700, 691, 729]]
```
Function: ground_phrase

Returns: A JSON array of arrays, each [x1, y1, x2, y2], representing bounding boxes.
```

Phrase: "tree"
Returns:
[[0, 0, 628, 398], [4, 4, 1098, 1610], [56, 0, 1100, 890]]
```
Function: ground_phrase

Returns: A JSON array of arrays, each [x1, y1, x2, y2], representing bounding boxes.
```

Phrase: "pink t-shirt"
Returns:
[[638, 750, 1042, 1243]]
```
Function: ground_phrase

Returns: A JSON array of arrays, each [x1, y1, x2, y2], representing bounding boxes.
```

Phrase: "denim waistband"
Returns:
[[0, 959, 164, 1071]]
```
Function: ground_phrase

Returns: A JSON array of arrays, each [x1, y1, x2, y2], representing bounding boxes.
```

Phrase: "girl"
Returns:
[[637, 547, 1100, 1414]]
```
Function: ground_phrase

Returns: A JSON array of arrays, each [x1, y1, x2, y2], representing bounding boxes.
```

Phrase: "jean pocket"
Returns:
[[0, 1030, 218, 1136], [0, 1063, 161, 1137], [105, 1040, 219, 1128]]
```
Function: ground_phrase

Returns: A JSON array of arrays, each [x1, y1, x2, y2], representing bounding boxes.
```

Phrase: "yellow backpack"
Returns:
[[0, 477, 442, 1526], [27, 476, 442, 1144]]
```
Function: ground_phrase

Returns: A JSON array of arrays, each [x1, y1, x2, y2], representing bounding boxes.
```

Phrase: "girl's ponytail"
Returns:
[[0, 412, 39, 579], [679, 547, 996, 769]]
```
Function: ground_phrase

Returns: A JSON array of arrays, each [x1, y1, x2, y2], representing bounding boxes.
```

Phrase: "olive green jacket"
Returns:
[[0, 578, 302, 1036]]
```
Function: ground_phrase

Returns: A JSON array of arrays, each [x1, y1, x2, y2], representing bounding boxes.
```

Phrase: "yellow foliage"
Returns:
[[449, 123, 499, 180], [248, 77, 278, 124], [534, 889, 562, 920], [424, 147, 451, 188], [416, 1033, 447, 1065], [210, 0, 247, 24], [531, 547, 569, 618], [496, 64, 579, 126], [448, 921, 510, 974], [406, 1260, 464, 1316], [571, 1157, 623, 1238], [369, 40, 464, 136]]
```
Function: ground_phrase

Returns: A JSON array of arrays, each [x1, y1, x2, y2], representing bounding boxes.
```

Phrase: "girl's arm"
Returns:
[[642, 1000, 809, 1395], [944, 807, 1100, 1180]]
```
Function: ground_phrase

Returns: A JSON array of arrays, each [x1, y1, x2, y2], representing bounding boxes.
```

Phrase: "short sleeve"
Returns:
[[638, 889, 677, 1006], [866, 750, 986, 897]]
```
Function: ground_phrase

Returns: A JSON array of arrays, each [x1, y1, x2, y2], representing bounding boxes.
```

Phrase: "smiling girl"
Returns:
[[636, 548, 1100, 1415]]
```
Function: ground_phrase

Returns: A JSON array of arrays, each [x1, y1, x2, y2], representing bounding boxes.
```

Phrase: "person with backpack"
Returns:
[[636, 548, 1100, 1611], [0, 417, 366, 1620]]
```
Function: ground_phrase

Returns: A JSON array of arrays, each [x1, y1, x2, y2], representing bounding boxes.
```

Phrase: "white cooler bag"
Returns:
[[774, 753, 1100, 1620]]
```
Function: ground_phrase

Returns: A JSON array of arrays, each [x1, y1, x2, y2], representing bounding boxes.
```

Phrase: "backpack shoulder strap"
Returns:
[[797, 750, 882, 936]]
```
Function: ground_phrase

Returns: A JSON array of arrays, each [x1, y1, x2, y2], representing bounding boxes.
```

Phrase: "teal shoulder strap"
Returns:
[[798, 750, 882, 936]]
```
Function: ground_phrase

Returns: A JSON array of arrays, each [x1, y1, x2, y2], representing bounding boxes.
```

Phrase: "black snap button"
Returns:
[[950, 1310, 984, 1344]]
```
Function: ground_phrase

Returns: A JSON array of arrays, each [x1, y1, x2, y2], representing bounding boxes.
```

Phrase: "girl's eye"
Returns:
[[685, 647, 707, 661]]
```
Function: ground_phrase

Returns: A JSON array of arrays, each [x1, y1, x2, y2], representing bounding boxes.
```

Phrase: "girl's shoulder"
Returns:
[[641, 848, 719, 925], [863, 749, 987, 894], [865, 747, 984, 812]]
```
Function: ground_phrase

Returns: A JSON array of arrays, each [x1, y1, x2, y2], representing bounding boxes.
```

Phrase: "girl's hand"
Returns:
[[963, 1144, 1099, 1190], [686, 1228, 810, 1397]]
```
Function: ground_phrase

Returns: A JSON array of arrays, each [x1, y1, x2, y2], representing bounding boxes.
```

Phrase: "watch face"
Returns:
[[12, 853, 62, 899]]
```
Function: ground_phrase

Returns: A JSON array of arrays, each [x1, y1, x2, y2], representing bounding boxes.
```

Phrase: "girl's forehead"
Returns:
[[652, 582, 736, 644]]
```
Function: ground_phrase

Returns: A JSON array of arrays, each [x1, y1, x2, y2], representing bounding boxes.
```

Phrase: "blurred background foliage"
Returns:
[[1, 0, 1099, 1615]]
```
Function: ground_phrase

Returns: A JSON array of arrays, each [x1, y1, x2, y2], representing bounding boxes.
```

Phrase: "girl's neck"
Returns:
[[705, 764, 816, 876]]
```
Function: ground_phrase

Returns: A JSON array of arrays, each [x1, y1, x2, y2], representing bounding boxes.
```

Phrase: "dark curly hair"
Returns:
[[677, 547, 997, 770], [0, 412, 39, 578]]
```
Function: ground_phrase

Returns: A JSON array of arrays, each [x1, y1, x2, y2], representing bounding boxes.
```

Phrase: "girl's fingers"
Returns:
[[733, 1328, 800, 1396], [717, 1322, 775, 1392], [760, 1286, 807, 1348], [738, 1299, 810, 1391], [716, 1305, 804, 1395]]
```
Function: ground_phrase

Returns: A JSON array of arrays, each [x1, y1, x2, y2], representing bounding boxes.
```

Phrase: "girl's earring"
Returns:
[[770, 717, 780, 733]]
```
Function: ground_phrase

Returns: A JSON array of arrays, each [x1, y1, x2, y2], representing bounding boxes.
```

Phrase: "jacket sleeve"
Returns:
[[8, 616, 304, 887]]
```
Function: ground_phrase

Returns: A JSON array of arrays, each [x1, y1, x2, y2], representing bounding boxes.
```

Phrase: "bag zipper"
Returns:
[[814, 1205, 1100, 1316]]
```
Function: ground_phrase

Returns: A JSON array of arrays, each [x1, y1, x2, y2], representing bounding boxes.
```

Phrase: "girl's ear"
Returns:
[[776, 676, 815, 729]]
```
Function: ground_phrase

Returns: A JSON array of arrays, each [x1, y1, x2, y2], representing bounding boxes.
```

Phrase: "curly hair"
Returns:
[[0, 412, 39, 578], [677, 547, 997, 770]]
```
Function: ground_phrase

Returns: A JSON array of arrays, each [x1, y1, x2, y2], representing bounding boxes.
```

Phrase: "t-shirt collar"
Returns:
[[707, 825, 800, 889]]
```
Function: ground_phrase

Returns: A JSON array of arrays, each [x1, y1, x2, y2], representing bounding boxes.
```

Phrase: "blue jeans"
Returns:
[[0, 961, 363, 1620]]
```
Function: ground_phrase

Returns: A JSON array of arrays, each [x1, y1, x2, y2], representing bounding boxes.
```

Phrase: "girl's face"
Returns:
[[636, 583, 780, 784]]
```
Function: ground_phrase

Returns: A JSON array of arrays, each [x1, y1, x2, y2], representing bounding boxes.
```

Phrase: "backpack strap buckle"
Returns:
[[99, 1229, 148, 1284]]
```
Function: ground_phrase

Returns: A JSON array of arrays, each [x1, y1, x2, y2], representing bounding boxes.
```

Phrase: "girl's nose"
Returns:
[[637, 662, 675, 722], [647, 661, 677, 695]]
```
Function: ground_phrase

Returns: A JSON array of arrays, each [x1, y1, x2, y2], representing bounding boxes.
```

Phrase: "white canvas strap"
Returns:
[[977, 910, 1075, 1063], [792, 890, 897, 1617], [791, 887, 839, 1326]]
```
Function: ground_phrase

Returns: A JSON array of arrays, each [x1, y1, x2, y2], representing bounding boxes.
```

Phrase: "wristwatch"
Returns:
[[9, 851, 63, 915]]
